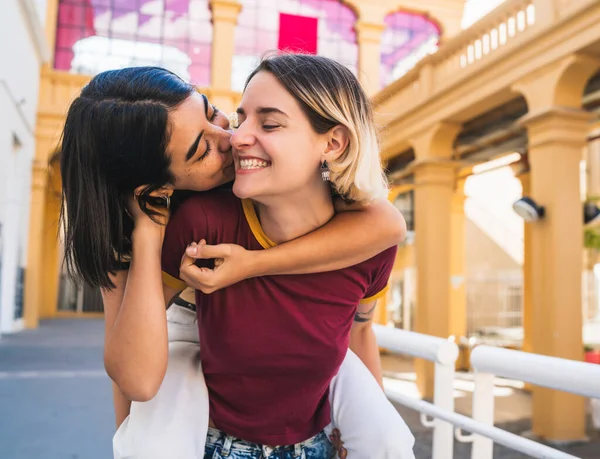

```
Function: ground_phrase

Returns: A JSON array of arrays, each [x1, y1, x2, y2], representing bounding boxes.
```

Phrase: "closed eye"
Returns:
[[197, 142, 211, 162], [210, 106, 219, 122]]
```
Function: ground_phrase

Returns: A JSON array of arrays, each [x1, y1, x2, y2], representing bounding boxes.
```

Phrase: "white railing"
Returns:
[[374, 324, 459, 459], [374, 325, 600, 459], [467, 346, 600, 459]]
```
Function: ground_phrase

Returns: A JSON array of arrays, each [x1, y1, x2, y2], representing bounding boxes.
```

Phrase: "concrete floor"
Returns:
[[0, 319, 598, 459]]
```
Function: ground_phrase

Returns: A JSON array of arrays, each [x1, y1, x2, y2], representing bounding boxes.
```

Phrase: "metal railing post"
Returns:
[[471, 372, 495, 459], [432, 361, 455, 459]]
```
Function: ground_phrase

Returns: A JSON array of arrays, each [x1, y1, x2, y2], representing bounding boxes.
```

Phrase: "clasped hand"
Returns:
[[179, 240, 256, 294]]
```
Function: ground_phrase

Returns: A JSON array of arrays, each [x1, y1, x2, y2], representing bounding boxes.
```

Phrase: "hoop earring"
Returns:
[[320, 160, 330, 182], [163, 195, 170, 210]]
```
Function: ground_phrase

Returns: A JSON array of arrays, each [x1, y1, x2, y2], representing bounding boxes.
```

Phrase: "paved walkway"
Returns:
[[0, 319, 599, 458], [0, 319, 113, 459]]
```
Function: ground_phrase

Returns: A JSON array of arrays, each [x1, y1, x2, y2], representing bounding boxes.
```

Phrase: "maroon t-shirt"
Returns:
[[161, 189, 397, 445]]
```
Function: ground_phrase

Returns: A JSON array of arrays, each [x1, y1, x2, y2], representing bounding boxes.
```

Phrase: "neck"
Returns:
[[254, 182, 334, 244]]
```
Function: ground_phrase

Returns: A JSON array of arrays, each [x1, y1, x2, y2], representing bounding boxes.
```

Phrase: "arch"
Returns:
[[380, 8, 440, 87], [514, 54, 600, 112]]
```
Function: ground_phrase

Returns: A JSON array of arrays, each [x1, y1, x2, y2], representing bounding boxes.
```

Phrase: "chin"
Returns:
[[232, 180, 253, 199]]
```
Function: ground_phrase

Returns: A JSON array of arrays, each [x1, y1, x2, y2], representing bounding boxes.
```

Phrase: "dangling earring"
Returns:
[[320, 160, 330, 182], [162, 195, 170, 210]]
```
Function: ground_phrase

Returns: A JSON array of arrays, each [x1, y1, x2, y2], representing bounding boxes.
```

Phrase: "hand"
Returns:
[[127, 187, 172, 230], [329, 429, 347, 459], [178, 240, 255, 294]]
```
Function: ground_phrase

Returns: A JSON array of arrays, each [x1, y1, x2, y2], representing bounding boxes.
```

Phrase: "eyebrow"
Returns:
[[236, 106, 288, 117], [185, 94, 211, 162], [185, 131, 204, 162], [201, 93, 210, 118]]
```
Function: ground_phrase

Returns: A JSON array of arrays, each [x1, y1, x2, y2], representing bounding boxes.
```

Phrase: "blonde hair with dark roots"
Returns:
[[245, 53, 388, 203]]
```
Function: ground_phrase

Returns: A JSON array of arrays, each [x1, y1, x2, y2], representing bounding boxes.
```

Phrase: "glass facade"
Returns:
[[54, 0, 213, 87], [53, 1, 441, 91]]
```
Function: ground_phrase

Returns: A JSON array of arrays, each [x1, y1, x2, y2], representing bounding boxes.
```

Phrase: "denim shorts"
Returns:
[[204, 427, 335, 459]]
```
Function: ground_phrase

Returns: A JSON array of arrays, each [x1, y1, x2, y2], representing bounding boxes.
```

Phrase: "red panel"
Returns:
[[278, 13, 318, 54]]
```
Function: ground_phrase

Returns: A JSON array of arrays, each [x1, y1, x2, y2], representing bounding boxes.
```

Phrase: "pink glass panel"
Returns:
[[231, 0, 357, 91]]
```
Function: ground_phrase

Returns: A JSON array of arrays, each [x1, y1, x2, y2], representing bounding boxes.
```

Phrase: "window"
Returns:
[[231, 0, 357, 91], [54, 0, 212, 87], [381, 11, 440, 87]]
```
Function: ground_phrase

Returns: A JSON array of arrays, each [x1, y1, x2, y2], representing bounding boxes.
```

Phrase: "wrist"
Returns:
[[244, 249, 271, 278], [132, 223, 165, 248]]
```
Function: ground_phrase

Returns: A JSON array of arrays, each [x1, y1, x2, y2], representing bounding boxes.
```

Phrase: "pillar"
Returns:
[[518, 173, 533, 356], [23, 160, 47, 329], [523, 107, 590, 441], [514, 54, 600, 441], [355, 21, 385, 96], [411, 122, 462, 398], [40, 161, 61, 319], [209, 0, 242, 113], [450, 177, 467, 342], [23, 116, 61, 329], [45, 0, 60, 67]]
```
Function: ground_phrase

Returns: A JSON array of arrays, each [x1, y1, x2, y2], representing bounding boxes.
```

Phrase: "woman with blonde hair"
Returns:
[[61, 58, 414, 458]]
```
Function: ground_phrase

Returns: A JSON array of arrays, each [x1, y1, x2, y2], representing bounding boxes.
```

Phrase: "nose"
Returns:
[[216, 126, 232, 153], [231, 121, 255, 150]]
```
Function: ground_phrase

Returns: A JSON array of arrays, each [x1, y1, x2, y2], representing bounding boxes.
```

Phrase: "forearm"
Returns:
[[112, 383, 132, 428], [350, 325, 384, 388], [105, 227, 169, 401], [251, 199, 405, 276], [101, 272, 133, 425]]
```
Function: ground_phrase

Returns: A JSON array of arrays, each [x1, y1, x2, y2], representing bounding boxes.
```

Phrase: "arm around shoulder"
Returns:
[[249, 197, 406, 276]]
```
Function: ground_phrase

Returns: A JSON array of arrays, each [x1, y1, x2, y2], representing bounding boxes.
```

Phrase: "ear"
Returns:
[[133, 185, 174, 199], [322, 125, 349, 163]]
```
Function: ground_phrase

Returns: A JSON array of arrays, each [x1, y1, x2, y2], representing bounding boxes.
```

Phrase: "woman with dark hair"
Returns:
[[60, 63, 414, 458], [61, 66, 403, 291]]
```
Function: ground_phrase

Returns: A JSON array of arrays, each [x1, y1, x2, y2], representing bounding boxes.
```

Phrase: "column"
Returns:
[[520, 107, 591, 441], [40, 162, 61, 319], [45, 0, 60, 66], [411, 122, 462, 398], [23, 116, 60, 329], [514, 54, 599, 441], [355, 21, 385, 97], [209, 0, 242, 113], [450, 177, 467, 342], [518, 173, 533, 356], [23, 160, 47, 329]]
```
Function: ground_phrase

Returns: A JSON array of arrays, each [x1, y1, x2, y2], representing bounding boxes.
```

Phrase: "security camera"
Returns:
[[584, 202, 600, 229], [512, 196, 545, 222]]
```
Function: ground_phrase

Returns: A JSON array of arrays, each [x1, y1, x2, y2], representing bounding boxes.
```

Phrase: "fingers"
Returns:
[[179, 242, 219, 294], [179, 263, 217, 294], [185, 240, 231, 260], [329, 428, 346, 458]]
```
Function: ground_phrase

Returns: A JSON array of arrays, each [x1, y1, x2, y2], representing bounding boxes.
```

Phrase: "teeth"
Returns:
[[239, 158, 269, 170]]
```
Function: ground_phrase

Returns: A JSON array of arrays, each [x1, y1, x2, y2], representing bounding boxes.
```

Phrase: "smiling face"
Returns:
[[231, 71, 329, 202], [165, 92, 235, 191]]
